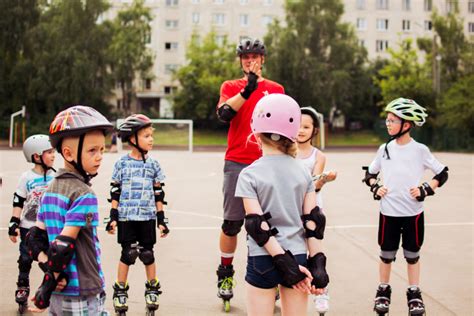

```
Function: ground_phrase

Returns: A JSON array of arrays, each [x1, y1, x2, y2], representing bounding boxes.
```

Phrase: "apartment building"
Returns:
[[105, 0, 473, 114]]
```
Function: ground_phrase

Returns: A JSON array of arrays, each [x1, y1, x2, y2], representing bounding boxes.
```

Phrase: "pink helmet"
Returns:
[[251, 93, 301, 142]]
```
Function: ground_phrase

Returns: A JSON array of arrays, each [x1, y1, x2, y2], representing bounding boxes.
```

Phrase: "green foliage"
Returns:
[[108, 0, 154, 111], [172, 31, 240, 127], [264, 0, 369, 117], [376, 39, 435, 114]]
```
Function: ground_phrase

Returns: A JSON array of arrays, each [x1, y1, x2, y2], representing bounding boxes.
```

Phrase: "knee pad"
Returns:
[[404, 249, 420, 264], [120, 244, 140, 266], [221, 219, 244, 237], [301, 206, 326, 240], [18, 255, 32, 273], [139, 249, 155, 265], [380, 250, 397, 264]]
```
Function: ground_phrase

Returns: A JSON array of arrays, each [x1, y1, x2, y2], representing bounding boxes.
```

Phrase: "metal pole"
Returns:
[[9, 106, 26, 148]]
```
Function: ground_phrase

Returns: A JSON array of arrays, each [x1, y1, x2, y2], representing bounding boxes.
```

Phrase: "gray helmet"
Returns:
[[236, 38, 266, 56], [23, 134, 53, 163], [301, 107, 321, 129], [118, 114, 152, 141]]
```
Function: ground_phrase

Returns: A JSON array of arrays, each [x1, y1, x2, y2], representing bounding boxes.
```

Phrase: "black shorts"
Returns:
[[118, 220, 156, 250], [378, 212, 425, 253]]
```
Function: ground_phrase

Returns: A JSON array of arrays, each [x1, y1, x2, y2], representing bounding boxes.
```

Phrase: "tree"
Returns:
[[108, 0, 154, 113], [172, 31, 240, 127], [375, 39, 435, 112], [24, 0, 113, 125], [264, 0, 368, 117]]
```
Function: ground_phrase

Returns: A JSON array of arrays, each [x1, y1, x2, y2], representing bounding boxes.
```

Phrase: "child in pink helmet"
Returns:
[[235, 94, 328, 315]]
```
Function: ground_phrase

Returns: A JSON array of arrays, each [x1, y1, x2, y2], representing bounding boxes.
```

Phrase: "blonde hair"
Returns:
[[260, 133, 298, 157]]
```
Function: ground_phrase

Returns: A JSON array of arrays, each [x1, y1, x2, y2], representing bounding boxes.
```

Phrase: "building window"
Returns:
[[240, 14, 249, 27], [402, 19, 411, 31], [240, 0, 249, 4], [376, 0, 389, 10], [117, 99, 122, 109], [145, 79, 151, 90], [376, 40, 389, 52], [469, 22, 474, 33], [469, 1, 474, 13], [424, 0, 432, 11], [402, 0, 410, 11], [212, 13, 225, 25], [215, 35, 226, 46], [164, 86, 176, 94], [356, 0, 365, 10], [263, 0, 273, 5], [192, 12, 200, 24], [165, 64, 179, 74], [165, 20, 179, 28], [213, 0, 224, 4], [376, 19, 389, 31], [165, 42, 178, 51], [356, 18, 367, 30], [191, 0, 199, 3], [262, 15, 273, 27], [446, 1, 458, 13], [358, 39, 366, 47], [165, 0, 178, 6], [144, 31, 151, 44], [424, 20, 432, 30]]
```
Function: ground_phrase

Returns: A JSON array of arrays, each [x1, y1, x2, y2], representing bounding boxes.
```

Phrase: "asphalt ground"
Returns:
[[0, 149, 472, 315]]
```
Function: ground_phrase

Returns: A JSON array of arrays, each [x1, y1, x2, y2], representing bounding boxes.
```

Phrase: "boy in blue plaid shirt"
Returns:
[[105, 114, 169, 314]]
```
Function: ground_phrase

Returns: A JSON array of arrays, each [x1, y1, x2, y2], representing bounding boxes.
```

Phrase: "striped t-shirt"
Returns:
[[37, 169, 105, 297]]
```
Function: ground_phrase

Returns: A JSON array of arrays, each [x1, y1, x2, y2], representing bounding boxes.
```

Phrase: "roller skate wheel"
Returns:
[[223, 300, 231, 312], [146, 309, 155, 316]]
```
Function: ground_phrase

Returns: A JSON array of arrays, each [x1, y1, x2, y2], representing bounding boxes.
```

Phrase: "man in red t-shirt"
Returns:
[[215, 38, 284, 305]]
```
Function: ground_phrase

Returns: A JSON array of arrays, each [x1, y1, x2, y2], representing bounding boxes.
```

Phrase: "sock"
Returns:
[[221, 252, 234, 266]]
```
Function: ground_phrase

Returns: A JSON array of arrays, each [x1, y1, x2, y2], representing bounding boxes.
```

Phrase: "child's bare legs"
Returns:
[[379, 261, 392, 283], [145, 263, 156, 280], [246, 282, 276, 316], [280, 285, 309, 316], [407, 261, 420, 285], [117, 262, 130, 283]]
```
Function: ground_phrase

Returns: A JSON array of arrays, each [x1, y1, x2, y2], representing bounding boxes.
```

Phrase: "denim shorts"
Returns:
[[246, 254, 307, 289]]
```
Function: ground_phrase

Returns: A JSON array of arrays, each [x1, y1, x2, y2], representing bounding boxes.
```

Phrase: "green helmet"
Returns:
[[385, 98, 428, 127]]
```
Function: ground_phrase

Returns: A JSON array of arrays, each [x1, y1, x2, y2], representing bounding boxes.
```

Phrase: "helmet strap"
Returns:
[[129, 133, 148, 163], [37, 155, 56, 181], [383, 119, 411, 159], [63, 134, 95, 184]]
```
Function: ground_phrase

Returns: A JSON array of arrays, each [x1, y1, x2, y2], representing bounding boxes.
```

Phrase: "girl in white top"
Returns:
[[236, 94, 327, 316], [296, 107, 336, 313]]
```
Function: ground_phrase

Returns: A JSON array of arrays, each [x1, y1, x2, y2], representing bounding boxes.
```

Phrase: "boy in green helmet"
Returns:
[[362, 98, 449, 316]]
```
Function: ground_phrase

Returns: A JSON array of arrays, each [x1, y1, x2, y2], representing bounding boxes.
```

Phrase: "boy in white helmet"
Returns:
[[8, 134, 56, 313], [362, 98, 449, 316]]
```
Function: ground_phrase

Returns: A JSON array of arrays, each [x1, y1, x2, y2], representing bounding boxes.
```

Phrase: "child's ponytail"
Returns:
[[261, 133, 298, 158]]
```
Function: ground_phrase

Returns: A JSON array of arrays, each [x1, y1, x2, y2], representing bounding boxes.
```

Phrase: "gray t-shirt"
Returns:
[[236, 155, 314, 256]]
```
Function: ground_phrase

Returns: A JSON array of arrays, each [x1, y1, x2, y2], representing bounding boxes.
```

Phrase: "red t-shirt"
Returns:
[[218, 78, 285, 164]]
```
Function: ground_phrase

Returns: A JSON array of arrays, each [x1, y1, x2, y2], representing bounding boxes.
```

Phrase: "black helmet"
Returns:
[[118, 114, 152, 141], [236, 38, 266, 56], [49, 105, 113, 150], [301, 107, 320, 129]]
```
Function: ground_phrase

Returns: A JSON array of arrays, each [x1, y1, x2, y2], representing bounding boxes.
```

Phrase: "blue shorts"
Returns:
[[246, 254, 307, 289]]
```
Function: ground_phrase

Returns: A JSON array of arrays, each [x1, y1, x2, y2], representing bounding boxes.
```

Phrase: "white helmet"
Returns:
[[23, 134, 53, 163]]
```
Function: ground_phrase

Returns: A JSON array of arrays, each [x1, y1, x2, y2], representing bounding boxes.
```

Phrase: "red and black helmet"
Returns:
[[49, 105, 113, 150], [118, 114, 152, 141], [236, 38, 266, 56]]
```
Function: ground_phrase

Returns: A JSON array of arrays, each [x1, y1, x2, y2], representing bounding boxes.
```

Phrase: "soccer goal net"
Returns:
[[116, 119, 194, 153]]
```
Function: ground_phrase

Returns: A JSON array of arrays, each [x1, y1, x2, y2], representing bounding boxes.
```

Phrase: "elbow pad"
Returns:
[[244, 212, 278, 247], [108, 182, 121, 203], [154, 183, 167, 204], [301, 206, 326, 240], [362, 166, 379, 187], [26, 226, 50, 261], [217, 104, 237, 123], [13, 192, 26, 208], [433, 166, 449, 187], [47, 235, 75, 272]]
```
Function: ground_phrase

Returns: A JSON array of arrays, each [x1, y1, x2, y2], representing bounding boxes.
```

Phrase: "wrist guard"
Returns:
[[8, 216, 20, 236], [416, 182, 435, 201], [105, 208, 119, 232], [156, 211, 170, 234], [240, 72, 258, 99], [272, 250, 307, 287]]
